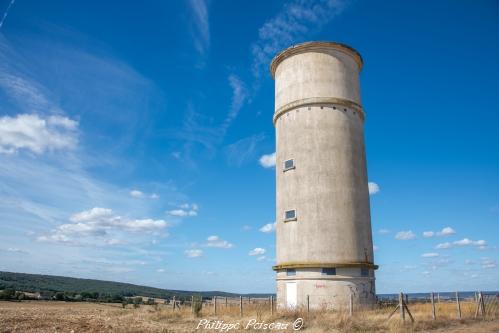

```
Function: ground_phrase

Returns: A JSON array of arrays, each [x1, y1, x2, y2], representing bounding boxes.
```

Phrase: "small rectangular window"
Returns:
[[283, 159, 295, 171], [284, 210, 296, 221], [322, 268, 336, 276], [286, 269, 296, 276], [361, 268, 369, 277]]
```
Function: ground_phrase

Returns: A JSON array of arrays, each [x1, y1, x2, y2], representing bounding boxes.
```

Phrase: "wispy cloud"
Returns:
[[172, 74, 248, 163], [225, 133, 265, 167], [187, 0, 210, 57], [224, 74, 248, 130], [378, 229, 390, 235], [0, 0, 16, 30], [422, 252, 439, 258], [251, 0, 348, 78]]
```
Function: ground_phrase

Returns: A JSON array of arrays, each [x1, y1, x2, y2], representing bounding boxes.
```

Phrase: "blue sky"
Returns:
[[0, 0, 498, 294]]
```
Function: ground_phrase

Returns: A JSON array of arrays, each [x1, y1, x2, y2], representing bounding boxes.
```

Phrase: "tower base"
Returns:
[[276, 268, 376, 310]]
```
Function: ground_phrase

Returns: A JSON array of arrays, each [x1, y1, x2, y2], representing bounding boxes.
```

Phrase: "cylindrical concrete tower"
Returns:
[[271, 41, 377, 309]]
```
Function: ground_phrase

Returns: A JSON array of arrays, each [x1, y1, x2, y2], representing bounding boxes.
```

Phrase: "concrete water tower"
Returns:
[[270, 41, 377, 309]]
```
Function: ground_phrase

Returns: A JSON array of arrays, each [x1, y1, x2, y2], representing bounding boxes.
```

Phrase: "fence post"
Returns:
[[225, 297, 228, 308], [307, 295, 310, 313], [270, 296, 274, 315], [172, 296, 176, 311], [480, 291, 486, 317], [248, 296, 251, 304], [431, 292, 436, 320], [240, 296, 243, 317], [349, 292, 353, 316], [455, 292, 461, 319], [405, 294, 408, 305], [214, 296, 217, 315], [399, 293, 405, 321], [191, 295, 194, 314]]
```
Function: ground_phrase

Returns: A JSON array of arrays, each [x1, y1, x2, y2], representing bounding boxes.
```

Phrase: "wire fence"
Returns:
[[162, 291, 498, 322]]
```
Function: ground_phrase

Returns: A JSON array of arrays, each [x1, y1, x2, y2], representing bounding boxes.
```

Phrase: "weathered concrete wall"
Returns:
[[271, 42, 376, 309]]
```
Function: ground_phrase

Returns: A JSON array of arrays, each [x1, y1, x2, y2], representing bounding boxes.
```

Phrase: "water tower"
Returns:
[[270, 41, 377, 309]]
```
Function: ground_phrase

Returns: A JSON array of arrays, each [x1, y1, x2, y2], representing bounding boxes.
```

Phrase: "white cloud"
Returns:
[[437, 227, 456, 236], [435, 242, 452, 249], [259, 222, 276, 233], [395, 230, 416, 240], [185, 249, 203, 258], [422, 252, 439, 258], [423, 227, 456, 238], [249, 247, 266, 256], [453, 238, 486, 247], [378, 229, 390, 235], [129, 190, 144, 198], [205, 235, 234, 249], [368, 182, 380, 195], [167, 203, 198, 217], [0, 114, 78, 154], [251, 0, 348, 77], [38, 207, 169, 245], [259, 152, 276, 168], [257, 256, 266, 261]]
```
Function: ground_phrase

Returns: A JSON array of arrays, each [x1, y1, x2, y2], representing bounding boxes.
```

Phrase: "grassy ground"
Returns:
[[0, 301, 497, 333]]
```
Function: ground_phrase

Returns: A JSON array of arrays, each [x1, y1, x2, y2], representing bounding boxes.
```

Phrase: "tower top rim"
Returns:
[[269, 41, 363, 79]]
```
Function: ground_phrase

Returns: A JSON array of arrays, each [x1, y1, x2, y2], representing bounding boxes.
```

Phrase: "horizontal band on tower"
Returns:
[[270, 41, 363, 78], [273, 97, 365, 125], [272, 262, 378, 271]]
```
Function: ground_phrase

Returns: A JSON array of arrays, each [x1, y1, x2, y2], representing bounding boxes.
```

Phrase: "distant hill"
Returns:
[[0, 271, 272, 299]]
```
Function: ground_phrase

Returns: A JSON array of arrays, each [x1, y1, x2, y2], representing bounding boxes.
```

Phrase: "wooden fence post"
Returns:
[[239, 296, 243, 317], [431, 292, 436, 320], [405, 294, 408, 305], [349, 292, 353, 316], [225, 297, 228, 308], [214, 296, 217, 315], [474, 291, 486, 318], [307, 295, 310, 313], [172, 296, 176, 311], [399, 293, 405, 321], [270, 296, 273, 315], [455, 292, 461, 319], [191, 295, 194, 314]]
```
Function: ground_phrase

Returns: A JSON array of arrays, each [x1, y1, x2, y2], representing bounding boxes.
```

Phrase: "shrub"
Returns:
[[192, 295, 203, 317]]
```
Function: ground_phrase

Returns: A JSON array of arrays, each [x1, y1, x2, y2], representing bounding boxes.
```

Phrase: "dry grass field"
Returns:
[[0, 300, 498, 333]]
